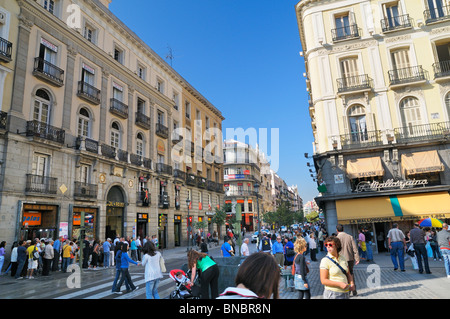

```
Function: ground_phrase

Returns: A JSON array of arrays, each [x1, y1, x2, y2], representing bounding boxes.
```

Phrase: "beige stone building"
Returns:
[[296, 0, 450, 248], [0, 0, 224, 248]]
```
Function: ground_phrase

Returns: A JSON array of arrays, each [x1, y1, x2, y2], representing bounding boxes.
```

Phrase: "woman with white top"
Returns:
[[141, 241, 164, 299]]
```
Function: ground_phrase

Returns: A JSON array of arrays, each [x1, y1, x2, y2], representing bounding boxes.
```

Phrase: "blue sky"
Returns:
[[109, 0, 318, 204]]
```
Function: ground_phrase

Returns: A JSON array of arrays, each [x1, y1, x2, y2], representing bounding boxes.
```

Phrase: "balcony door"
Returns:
[[348, 105, 368, 142], [39, 41, 57, 76], [391, 48, 411, 79], [34, 89, 50, 125], [428, 0, 445, 19], [400, 96, 423, 136], [435, 41, 450, 75], [340, 57, 359, 87], [32, 153, 49, 192], [383, 2, 401, 28], [335, 13, 351, 38]]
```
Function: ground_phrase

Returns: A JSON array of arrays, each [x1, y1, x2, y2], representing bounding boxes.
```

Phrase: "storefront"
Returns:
[[106, 186, 126, 240], [136, 213, 148, 240], [158, 213, 167, 249], [19, 203, 59, 241], [71, 206, 98, 241], [335, 190, 450, 252], [174, 215, 182, 246]]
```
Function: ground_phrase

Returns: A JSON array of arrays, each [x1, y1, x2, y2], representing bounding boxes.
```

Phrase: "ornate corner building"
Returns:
[[296, 0, 450, 248], [0, 0, 225, 249]]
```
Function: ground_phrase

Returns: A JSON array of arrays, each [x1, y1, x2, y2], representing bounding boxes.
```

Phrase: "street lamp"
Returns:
[[254, 182, 261, 237], [186, 198, 191, 252]]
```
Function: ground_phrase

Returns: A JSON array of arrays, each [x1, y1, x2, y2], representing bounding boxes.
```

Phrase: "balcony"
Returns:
[[0, 37, 12, 62], [117, 149, 128, 163], [137, 190, 150, 207], [143, 157, 152, 170], [158, 194, 170, 209], [25, 174, 57, 195], [135, 112, 151, 130], [26, 120, 65, 144], [207, 180, 217, 191], [424, 4, 450, 24], [76, 136, 99, 154], [197, 176, 207, 189], [388, 66, 427, 88], [394, 121, 450, 144], [110, 98, 128, 119], [226, 190, 258, 197], [101, 143, 116, 159], [186, 173, 197, 186], [215, 183, 224, 193], [336, 74, 373, 94], [381, 14, 412, 33], [340, 130, 383, 150], [173, 169, 186, 181], [432, 60, 450, 79], [33, 57, 64, 87], [74, 182, 98, 199], [331, 24, 360, 42], [156, 162, 172, 175], [130, 153, 143, 166], [156, 123, 169, 139], [77, 81, 101, 105], [0, 111, 7, 129]]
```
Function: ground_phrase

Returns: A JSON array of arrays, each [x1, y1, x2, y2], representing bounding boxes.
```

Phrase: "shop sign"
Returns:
[[399, 214, 449, 221], [107, 201, 125, 208], [347, 217, 394, 224], [137, 213, 148, 222], [356, 179, 428, 192], [22, 212, 42, 226]]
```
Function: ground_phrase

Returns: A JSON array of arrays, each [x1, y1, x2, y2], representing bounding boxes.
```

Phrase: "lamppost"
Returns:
[[254, 182, 261, 237], [186, 198, 191, 252]]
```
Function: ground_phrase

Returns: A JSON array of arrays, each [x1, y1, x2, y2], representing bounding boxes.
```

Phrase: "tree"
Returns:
[[211, 206, 227, 242], [262, 200, 300, 230]]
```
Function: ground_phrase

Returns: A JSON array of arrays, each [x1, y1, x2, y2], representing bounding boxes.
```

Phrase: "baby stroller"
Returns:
[[168, 268, 199, 299]]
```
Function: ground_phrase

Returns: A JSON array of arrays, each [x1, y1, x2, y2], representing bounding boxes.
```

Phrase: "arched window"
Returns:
[[399, 96, 422, 133], [137, 132, 144, 157], [78, 107, 91, 138], [348, 104, 367, 142], [34, 89, 51, 124], [110, 122, 120, 149]]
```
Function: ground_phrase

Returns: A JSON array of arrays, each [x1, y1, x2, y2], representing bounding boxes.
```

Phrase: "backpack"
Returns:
[[261, 238, 271, 251], [32, 246, 40, 261]]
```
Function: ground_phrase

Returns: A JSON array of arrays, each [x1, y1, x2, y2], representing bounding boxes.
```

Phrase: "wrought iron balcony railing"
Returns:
[[101, 143, 116, 159], [337, 74, 373, 93], [33, 57, 64, 87], [135, 112, 151, 130], [186, 173, 197, 186], [388, 65, 427, 86], [74, 181, 98, 199], [433, 60, 450, 78], [0, 37, 12, 62], [340, 130, 383, 150], [331, 24, 360, 42], [76, 136, 99, 154], [25, 174, 57, 195], [424, 4, 450, 24], [156, 123, 169, 139], [381, 14, 412, 32], [130, 153, 143, 166], [110, 98, 128, 119], [26, 120, 65, 144], [156, 162, 172, 175], [0, 111, 7, 129], [173, 169, 186, 180], [77, 81, 101, 105], [394, 121, 450, 144]]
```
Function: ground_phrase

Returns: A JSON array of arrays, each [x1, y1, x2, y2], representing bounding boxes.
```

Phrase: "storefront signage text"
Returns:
[[106, 201, 125, 207], [356, 179, 428, 192]]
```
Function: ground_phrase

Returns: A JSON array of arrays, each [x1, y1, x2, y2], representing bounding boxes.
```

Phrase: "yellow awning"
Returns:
[[346, 157, 384, 179], [336, 192, 450, 225], [401, 150, 444, 176]]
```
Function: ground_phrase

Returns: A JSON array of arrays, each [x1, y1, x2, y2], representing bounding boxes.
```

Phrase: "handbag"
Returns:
[[159, 255, 166, 273]]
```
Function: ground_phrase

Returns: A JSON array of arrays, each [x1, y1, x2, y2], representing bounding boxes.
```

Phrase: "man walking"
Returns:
[[15, 241, 27, 279], [42, 239, 54, 276], [52, 236, 62, 271], [364, 227, 374, 262], [272, 236, 284, 267], [103, 238, 111, 268], [436, 223, 450, 278], [387, 223, 406, 272], [410, 223, 431, 274], [336, 224, 360, 296]]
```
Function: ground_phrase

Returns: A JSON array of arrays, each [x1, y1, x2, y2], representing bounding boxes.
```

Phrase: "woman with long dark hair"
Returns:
[[187, 249, 219, 299]]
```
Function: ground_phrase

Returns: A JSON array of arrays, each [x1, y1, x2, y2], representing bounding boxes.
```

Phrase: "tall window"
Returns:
[[340, 57, 360, 87], [80, 164, 91, 184], [110, 122, 120, 149], [43, 0, 55, 14], [78, 108, 91, 138], [82, 65, 95, 86], [34, 89, 51, 124], [400, 97, 422, 134], [445, 92, 450, 120], [383, 1, 401, 28], [428, 0, 445, 19], [137, 133, 144, 157], [137, 98, 146, 114], [157, 111, 165, 125], [348, 104, 367, 142], [32, 153, 49, 177]]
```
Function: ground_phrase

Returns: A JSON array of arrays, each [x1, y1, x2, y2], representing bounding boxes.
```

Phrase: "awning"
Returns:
[[401, 150, 444, 176], [336, 191, 450, 225], [346, 157, 384, 179]]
